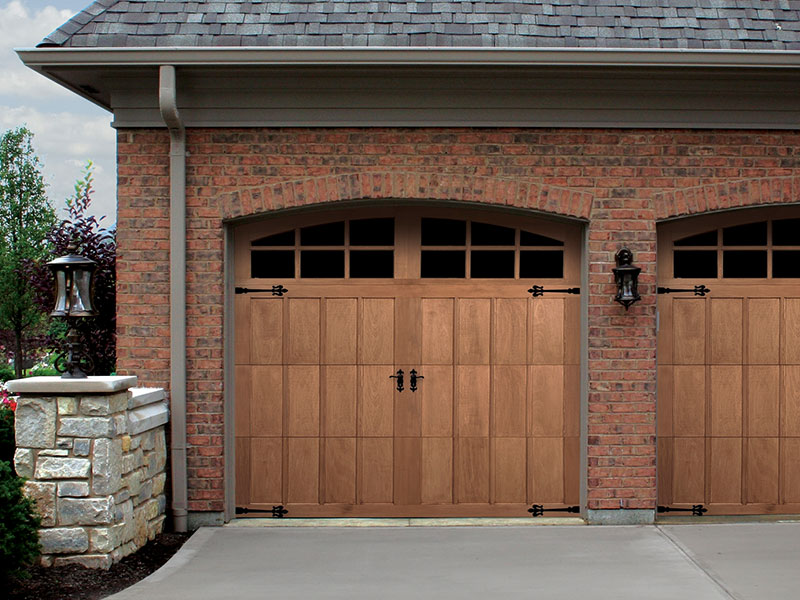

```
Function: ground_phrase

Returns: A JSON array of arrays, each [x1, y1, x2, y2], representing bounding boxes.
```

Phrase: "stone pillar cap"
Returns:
[[6, 376, 138, 395]]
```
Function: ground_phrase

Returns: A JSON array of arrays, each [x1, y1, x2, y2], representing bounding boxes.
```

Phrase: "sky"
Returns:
[[1, 0, 117, 223]]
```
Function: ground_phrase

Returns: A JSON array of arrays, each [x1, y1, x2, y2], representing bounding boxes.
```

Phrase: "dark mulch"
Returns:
[[9, 532, 192, 600]]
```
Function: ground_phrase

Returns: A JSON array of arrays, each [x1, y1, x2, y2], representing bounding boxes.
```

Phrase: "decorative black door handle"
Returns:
[[410, 369, 423, 392], [389, 369, 404, 392]]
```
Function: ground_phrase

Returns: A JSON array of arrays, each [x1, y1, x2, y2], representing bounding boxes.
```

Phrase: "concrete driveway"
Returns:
[[108, 522, 800, 600]]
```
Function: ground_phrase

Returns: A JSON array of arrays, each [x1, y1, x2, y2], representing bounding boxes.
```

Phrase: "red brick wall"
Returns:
[[117, 127, 800, 514]]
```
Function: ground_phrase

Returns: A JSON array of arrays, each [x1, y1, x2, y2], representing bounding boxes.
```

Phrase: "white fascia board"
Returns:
[[16, 46, 800, 69]]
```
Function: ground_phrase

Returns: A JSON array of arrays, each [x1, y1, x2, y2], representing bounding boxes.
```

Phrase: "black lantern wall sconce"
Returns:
[[47, 245, 97, 378], [613, 247, 641, 310]]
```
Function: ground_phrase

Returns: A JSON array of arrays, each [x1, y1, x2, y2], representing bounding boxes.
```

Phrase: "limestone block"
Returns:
[[148, 514, 166, 541], [39, 449, 69, 457], [152, 472, 166, 496], [14, 448, 34, 478], [114, 488, 131, 504], [128, 387, 166, 409], [133, 505, 148, 548], [136, 480, 154, 506], [57, 397, 78, 415], [92, 438, 122, 495], [128, 403, 168, 435], [118, 500, 135, 543], [39, 528, 89, 554], [15, 397, 56, 448], [155, 428, 166, 453], [140, 430, 155, 451], [80, 397, 110, 416], [145, 452, 161, 478], [58, 481, 90, 497], [120, 435, 131, 452], [130, 435, 141, 450], [73, 438, 91, 456], [58, 496, 114, 526], [23, 481, 56, 526], [122, 453, 135, 475], [54, 554, 113, 570], [90, 524, 124, 553], [156, 494, 167, 516], [143, 498, 160, 520], [133, 448, 144, 470], [56, 438, 73, 449], [126, 469, 143, 497], [113, 414, 127, 435], [58, 416, 115, 438], [35, 457, 90, 480]]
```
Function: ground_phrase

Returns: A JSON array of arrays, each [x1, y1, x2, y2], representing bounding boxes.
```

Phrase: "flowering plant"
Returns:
[[0, 385, 15, 411]]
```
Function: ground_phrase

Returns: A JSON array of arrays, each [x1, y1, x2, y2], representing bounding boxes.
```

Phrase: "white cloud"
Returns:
[[0, 105, 116, 221], [1, 1, 117, 222]]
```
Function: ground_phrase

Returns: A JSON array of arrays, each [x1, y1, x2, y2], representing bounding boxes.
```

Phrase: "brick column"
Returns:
[[7, 376, 169, 568], [585, 200, 658, 524]]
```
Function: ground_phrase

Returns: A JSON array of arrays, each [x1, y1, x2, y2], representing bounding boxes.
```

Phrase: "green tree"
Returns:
[[0, 128, 56, 379]]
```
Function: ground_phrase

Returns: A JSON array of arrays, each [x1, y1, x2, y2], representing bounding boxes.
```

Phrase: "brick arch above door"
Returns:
[[655, 176, 800, 220], [219, 171, 595, 221]]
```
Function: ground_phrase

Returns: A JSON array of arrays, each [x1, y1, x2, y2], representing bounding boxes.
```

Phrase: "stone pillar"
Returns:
[[7, 376, 169, 569]]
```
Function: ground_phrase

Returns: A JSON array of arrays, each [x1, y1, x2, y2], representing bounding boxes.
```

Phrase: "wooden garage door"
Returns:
[[658, 208, 800, 515], [234, 208, 581, 517]]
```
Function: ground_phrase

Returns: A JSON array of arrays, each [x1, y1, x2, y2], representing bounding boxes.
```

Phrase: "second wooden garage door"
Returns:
[[234, 208, 581, 517]]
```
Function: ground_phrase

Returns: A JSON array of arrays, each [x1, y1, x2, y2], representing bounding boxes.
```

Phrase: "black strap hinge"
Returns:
[[528, 286, 581, 298], [235, 285, 288, 297], [235, 505, 289, 518], [657, 504, 707, 516], [528, 504, 581, 517], [657, 285, 710, 297]]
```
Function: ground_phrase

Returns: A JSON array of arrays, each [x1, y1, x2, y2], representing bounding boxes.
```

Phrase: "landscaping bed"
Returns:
[[9, 532, 191, 600]]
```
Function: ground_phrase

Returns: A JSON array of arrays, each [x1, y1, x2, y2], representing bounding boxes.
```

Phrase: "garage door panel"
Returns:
[[394, 437, 422, 505], [457, 299, 491, 365], [781, 438, 800, 503], [746, 438, 779, 504], [421, 437, 453, 504], [456, 437, 489, 503], [672, 437, 705, 504], [251, 298, 283, 364], [359, 366, 394, 437], [235, 366, 252, 437], [287, 298, 319, 364], [563, 436, 580, 504], [657, 437, 673, 505], [657, 366, 674, 437], [457, 365, 490, 437], [531, 298, 564, 365], [235, 437, 251, 506], [235, 294, 252, 364], [710, 299, 743, 364], [359, 438, 393, 503], [359, 299, 394, 364], [529, 365, 564, 437], [564, 365, 580, 437], [673, 366, 705, 437], [493, 298, 526, 365], [287, 366, 320, 436], [395, 297, 422, 365], [673, 299, 705, 364], [782, 366, 800, 436], [323, 365, 356, 437], [324, 438, 356, 504], [528, 437, 563, 503], [747, 298, 780, 364], [747, 366, 779, 437], [251, 366, 282, 437], [493, 437, 526, 503], [323, 298, 357, 364], [251, 437, 282, 504], [710, 366, 742, 437], [421, 365, 453, 437], [287, 438, 319, 504], [782, 299, 800, 364], [421, 299, 454, 364], [492, 366, 526, 437], [709, 438, 741, 504]]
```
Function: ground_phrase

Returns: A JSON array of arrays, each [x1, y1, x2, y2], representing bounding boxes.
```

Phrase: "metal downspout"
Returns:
[[159, 65, 188, 533]]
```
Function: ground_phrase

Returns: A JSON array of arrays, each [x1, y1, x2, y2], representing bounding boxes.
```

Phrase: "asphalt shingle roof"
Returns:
[[40, 1, 800, 50]]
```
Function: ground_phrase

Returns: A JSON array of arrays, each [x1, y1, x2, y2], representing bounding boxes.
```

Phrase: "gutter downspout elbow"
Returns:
[[159, 65, 188, 533]]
